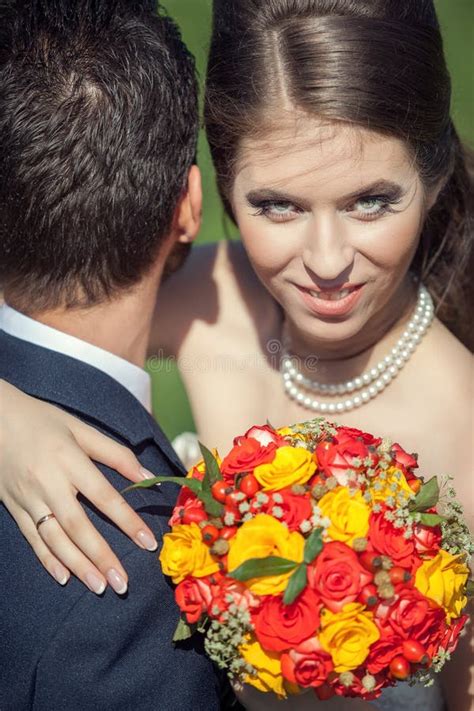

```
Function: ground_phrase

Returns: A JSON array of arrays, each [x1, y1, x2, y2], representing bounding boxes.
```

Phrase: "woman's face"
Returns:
[[231, 116, 429, 349]]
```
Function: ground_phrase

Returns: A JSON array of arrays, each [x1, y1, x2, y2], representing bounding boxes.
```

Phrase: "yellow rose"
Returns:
[[159, 523, 220, 584], [319, 603, 380, 673], [240, 636, 286, 698], [319, 487, 370, 546], [415, 549, 469, 621], [367, 466, 413, 505], [254, 446, 316, 491], [227, 514, 305, 595]]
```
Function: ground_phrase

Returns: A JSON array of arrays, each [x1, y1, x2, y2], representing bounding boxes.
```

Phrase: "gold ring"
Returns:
[[36, 513, 56, 531]]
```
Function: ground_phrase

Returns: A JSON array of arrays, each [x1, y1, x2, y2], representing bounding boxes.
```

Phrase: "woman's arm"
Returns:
[[0, 379, 158, 593]]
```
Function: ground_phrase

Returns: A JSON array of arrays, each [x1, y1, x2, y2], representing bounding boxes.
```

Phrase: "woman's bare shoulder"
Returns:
[[150, 239, 276, 356]]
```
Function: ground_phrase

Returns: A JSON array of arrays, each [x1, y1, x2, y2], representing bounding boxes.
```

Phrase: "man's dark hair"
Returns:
[[0, 0, 198, 311]]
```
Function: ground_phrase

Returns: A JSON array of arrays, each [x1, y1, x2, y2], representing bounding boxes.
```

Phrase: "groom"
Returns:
[[0, 1, 222, 709]]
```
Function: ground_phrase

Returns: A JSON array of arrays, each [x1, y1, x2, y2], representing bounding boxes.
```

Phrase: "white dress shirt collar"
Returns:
[[0, 304, 152, 412]]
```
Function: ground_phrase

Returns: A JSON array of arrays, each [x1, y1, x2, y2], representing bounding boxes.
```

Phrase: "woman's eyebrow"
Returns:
[[245, 180, 404, 206]]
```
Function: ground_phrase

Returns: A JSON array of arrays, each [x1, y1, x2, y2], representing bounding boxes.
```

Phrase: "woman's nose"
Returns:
[[301, 214, 355, 282]]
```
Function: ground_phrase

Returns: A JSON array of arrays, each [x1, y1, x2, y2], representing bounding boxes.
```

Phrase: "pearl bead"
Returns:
[[354, 377, 363, 389], [328, 384, 338, 395], [311, 401, 320, 411], [304, 397, 312, 408], [388, 365, 398, 376], [368, 385, 378, 398], [362, 373, 371, 385], [337, 383, 347, 395], [283, 372, 291, 381], [346, 381, 355, 393], [289, 386, 298, 397], [297, 392, 305, 403], [319, 403, 328, 413], [353, 395, 362, 407], [369, 367, 379, 379], [344, 399, 354, 410], [382, 372, 392, 384], [295, 372, 304, 383], [361, 391, 370, 402], [327, 403, 337, 414], [336, 402, 345, 413], [319, 383, 329, 393]]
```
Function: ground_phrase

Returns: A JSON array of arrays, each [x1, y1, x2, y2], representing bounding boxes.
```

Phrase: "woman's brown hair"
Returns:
[[205, 0, 473, 348]]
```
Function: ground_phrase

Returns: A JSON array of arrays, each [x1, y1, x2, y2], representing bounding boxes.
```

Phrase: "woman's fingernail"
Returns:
[[85, 572, 106, 595], [53, 565, 69, 586], [139, 467, 156, 480], [136, 529, 158, 552], [107, 568, 128, 595]]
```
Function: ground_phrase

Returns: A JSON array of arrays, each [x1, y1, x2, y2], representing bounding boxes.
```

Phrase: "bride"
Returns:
[[1, 0, 472, 709]]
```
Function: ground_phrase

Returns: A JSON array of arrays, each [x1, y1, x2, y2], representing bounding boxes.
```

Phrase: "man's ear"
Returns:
[[173, 165, 202, 244]]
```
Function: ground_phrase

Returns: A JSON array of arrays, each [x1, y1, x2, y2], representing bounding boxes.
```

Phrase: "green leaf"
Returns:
[[409, 476, 440, 513], [173, 617, 193, 642], [229, 556, 299, 582], [200, 492, 225, 518], [199, 442, 223, 489], [304, 528, 324, 565], [466, 579, 474, 599], [416, 512, 446, 527], [123, 476, 203, 494], [283, 564, 308, 605]]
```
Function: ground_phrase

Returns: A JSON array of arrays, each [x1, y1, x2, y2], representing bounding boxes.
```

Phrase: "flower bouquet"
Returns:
[[135, 419, 473, 701]]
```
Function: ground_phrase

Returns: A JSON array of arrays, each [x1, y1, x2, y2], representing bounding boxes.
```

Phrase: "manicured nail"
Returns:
[[85, 572, 106, 595], [107, 568, 128, 595], [139, 467, 157, 481], [136, 529, 158, 552], [52, 565, 69, 586]]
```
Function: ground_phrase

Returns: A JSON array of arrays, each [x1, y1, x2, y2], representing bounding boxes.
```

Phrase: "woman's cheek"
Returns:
[[355, 208, 423, 271], [239, 219, 302, 278]]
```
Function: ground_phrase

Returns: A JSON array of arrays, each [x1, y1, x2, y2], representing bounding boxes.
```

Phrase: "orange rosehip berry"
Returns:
[[402, 640, 430, 665], [211, 481, 230, 503], [389, 655, 411, 680], [360, 551, 383, 573], [408, 478, 422, 494], [358, 584, 378, 607], [182, 508, 208, 525], [239, 474, 260, 497], [201, 524, 220, 546], [389, 566, 412, 585]]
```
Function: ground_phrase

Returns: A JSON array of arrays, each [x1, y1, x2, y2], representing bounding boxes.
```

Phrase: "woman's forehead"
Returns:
[[234, 116, 416, 197]]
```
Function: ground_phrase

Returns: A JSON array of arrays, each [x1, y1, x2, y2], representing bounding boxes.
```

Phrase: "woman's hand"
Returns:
[[0, 379, 159, 595]]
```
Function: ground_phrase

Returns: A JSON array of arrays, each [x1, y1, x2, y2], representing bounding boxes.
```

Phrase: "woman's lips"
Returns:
[[295, 283, 365, 317]]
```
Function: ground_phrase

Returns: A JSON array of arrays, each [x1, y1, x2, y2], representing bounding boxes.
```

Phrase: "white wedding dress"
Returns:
[[171, 432, 447, 711]]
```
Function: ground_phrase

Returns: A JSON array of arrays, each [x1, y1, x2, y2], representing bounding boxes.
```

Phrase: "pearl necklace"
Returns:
[[281, 284, 434, 414]]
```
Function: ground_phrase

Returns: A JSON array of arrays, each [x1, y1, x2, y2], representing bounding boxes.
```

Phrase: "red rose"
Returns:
[[308, 541, 373, 612], [335, 427, 382, 448], [377, 587, 445, 657], [440, 614, 469, 655], [259, 487, 313, 532], [208, 577, 260, 620], [175, 577, 213, 623], [281, 637, 333, 688], [413, 523, 442, 556], [254, 588, 322, 652], [366, 622, 404, 674], [391, 442, 418, 471], [220, 438, 277, 480], [241, 424, 287, 447], [316, 436, 378, 486], [368, 511, 420, 571]]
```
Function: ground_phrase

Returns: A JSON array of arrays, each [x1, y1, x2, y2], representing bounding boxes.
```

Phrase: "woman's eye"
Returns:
[[350, 196, 392, 220], [252, 201, 300, 222]]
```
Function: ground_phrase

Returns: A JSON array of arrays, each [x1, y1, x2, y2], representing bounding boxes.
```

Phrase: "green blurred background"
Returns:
[[150, 0, 474, 441]]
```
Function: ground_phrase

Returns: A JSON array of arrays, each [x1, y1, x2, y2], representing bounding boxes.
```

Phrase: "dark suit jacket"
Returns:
[[0, 329, 222, 711]]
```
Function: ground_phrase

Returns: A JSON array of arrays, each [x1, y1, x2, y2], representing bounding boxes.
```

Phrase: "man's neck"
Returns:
[[34, 277, 159, 368]]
